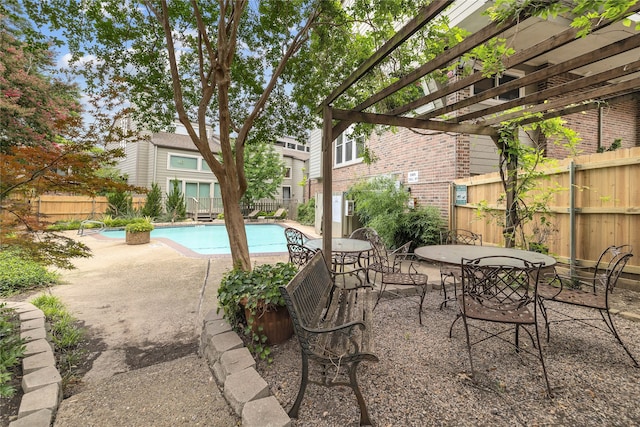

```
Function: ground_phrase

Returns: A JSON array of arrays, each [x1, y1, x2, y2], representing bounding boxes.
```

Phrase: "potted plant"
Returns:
[[217, 262, 298, 361], [125, 220, 154, 245]]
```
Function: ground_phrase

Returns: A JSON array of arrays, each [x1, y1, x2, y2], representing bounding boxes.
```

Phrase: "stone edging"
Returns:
[[3, 302, 62, 427], [199, 310, 291, 427]]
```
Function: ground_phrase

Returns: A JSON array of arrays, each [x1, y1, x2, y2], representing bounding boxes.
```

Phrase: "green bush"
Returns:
[[47, 219, 83, 231], [164, 180, 187, 221], [346, 177, 444, 250], [0, 250, 59, 297], [0, 304, 25, 398], [142, 182, 163, 219], [106, 190, 133, 217], [124, 220, 154, 233], [297, 198, 315, 225], [393, 207, 445, 249]]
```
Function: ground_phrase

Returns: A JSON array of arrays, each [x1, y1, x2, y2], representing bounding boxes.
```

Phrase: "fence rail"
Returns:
[[452, 147, 640, 273], [30, 195, 298, 222]]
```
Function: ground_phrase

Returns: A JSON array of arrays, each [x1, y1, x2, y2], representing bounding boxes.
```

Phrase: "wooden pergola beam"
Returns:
[[482, 76, 640, 126], [420, 32, 640, 120], [323, 1, 454, 106], [458, 59, 640, 123], [330, 11, 527, 139], [388, 4, 640, 117], [331, 108, 498, 136]]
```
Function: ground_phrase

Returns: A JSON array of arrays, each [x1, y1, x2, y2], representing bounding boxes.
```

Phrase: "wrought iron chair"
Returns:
[[371, 240, 428, 325], [284, 227, 308, 246], [287, 243, 318, 268], [439, 229, 482, 309], [449, 256, 551, 396], [349, 227, 378, 268], [538, 245, 638, 366]]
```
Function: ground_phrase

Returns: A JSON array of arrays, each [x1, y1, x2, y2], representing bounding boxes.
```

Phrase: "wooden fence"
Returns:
[[31, 195, 145, 222], [30, 195, 297, 222], [452, 147, 640, 273]]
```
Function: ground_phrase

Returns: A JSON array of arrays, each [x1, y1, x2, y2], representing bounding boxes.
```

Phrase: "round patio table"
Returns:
[[305, 238, 372, 256], [305, 238, 372, 271], [414, 244, 556, 267]]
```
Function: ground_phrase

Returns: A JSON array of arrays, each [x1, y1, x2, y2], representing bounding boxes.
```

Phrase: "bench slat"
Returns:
[[279, 250, 378, 426]]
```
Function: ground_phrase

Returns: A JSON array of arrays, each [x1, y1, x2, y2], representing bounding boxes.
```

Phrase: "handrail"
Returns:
[[78, 220, 106, 236]]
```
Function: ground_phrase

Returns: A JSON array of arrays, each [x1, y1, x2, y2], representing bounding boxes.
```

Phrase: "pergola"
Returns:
[[319, 0, 640, 258]]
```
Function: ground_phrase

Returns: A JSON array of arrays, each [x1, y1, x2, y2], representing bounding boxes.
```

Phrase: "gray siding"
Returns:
[[155, 147, 217, 196], [308, 128, 322, 179], [470, 135, 500, 175]]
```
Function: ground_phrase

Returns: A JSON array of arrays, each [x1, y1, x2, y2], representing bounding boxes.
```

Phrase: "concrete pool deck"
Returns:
[[11, 223, 310, 426]]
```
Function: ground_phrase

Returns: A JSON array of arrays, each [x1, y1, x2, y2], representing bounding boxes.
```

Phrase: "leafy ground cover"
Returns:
[[0, 250, 59, 297]]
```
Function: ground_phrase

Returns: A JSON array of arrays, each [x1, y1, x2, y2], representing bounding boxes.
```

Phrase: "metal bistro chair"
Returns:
[[450, 256, 552, 397], [439, 229, 482, 309], [284, 227, 308, 246], [349, 227, 378, 268], [538, 245, 638, 366], [287, 243, 318, 269], [285, 227, 311, 264], [371, 239, 428, 325]]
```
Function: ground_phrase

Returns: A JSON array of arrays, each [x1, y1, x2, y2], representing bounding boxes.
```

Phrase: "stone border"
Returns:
[[2, 302, 62, 427], [199, 310, 291, 427]]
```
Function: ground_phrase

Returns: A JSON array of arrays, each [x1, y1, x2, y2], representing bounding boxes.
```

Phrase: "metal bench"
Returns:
[[279, 250, 378, 426]]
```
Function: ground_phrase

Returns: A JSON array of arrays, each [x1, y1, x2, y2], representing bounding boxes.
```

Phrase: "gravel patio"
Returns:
[[257, 278, 640, 426]]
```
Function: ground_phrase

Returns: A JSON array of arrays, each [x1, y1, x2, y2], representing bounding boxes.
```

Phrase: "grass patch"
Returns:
[[0, 249, 59, 297], [30, 295, 85, 389], [0, 304, 25, 398]]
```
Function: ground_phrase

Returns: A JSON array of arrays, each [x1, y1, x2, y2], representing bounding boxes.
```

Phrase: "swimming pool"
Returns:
[[100, 224, 288, 255]]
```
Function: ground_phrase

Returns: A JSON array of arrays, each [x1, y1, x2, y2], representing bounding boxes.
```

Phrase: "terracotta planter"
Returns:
[[126, 230, 151, 245], [243, 302, 293, 345]]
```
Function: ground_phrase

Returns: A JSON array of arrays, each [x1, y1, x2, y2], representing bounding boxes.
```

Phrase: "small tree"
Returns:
[[142, 182, 163, 219], [165, 181, 186, 221], [241, 141, 286, 206]]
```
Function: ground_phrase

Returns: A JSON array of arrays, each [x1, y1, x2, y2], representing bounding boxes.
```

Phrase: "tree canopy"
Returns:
[[22, 0, 458, 269], [0, 8, 138, 268]]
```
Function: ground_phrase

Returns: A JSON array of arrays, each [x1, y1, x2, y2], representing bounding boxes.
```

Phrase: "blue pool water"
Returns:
[[100, 224, 288, 254]]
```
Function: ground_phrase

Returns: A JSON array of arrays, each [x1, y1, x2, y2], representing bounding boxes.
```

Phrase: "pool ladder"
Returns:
[[78, 220, 106, 236]]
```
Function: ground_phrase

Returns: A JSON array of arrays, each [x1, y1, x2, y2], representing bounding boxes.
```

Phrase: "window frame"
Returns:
[[471, 70, 524, 104], [167, 152, 211, 173], [334, 132, 365, 168]]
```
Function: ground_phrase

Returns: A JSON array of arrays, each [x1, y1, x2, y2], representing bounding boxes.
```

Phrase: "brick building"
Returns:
[[306, 2, 640, 236]]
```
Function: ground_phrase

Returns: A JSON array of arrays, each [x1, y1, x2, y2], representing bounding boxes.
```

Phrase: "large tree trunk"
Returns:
[[220, 181, 251, 270]]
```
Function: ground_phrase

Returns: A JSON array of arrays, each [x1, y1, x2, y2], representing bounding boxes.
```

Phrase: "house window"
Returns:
[[169, 155, 198, 170], [335, 133, 364, 167], [282, 186, 291, 200], [472, 72, 522, 101], [284, 167, 291, 178], [168, 153, 211, 173], [287, 142, 296, 149]]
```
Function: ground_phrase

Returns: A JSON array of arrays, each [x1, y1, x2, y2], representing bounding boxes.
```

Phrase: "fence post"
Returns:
[[569, 160, 576, 274]]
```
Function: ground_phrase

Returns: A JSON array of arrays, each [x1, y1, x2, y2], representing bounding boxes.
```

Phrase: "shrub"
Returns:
[[124, 220, 155, 233], [297, 198, 315, 225], [393, 207, 445, 249], [106, 190, 133, 217], [0, 250, 59, 297], [142, 182, 163, 219], [165, 180, 186, 221]]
